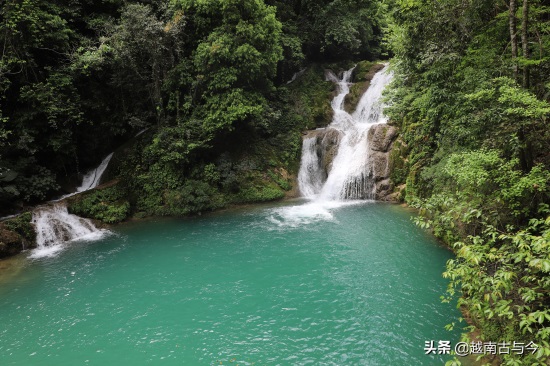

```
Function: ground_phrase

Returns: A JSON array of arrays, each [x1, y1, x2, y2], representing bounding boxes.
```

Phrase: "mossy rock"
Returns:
[[0, 227, 23, 258], [4, 212, 35, 242], [344, 62, 385, 113], [0, 212, 36, 258]]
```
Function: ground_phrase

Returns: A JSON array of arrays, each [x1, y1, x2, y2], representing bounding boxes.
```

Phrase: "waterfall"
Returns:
[[30, 154, 114, 258], [52, 152, 114, 203], [286, 68, 307, 84], [298, 65, 393, 201], [77, 153, 113, 192], [30, 203, 109, 258], [297, 136, 323, 199]]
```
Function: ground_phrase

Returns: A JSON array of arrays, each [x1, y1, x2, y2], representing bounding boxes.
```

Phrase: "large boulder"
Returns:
[[0, 212, 36, 258], [368, 124, 398, 152], [367, 151, 389, 181], [366, 124, 400, 200], [304, 127, 343, 179], [318, 128, 342, 175], [0, 227, 23, 258]]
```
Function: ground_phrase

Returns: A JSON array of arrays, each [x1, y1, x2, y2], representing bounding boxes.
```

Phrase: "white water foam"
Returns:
[[297, 137, 325, 199], [267, 200, 369, 229], [30, 203, 110, 259]]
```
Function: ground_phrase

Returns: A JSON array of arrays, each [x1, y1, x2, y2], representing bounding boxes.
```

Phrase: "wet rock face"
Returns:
[[368, 151, 389, 181], [367, 124, 398, 200], [304, 128, 343, 181], [318, 128, 342, 175], [368, 125, 398, 152]]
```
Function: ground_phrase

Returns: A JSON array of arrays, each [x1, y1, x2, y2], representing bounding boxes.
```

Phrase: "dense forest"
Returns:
[[0, 0, 383, 216], [385, 0, 550, 364], [1, 0, 549, 364]]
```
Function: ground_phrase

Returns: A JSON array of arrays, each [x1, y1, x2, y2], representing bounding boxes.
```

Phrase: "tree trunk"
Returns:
[[521, 0, 529, 88], [509, 0, 518, 81], [518, 0, 533, 172]]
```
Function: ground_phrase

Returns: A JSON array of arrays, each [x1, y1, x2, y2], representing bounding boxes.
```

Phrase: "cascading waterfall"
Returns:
[[77, 153, 113, 192], [31, 203, 108, 258], [298, 65, 393, 201], [29, 153, 114, 258]]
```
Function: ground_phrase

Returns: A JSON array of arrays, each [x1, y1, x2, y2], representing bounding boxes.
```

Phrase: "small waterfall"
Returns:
[[297, 136, 324, 198], [31, 154, 114, 257], [286, 68, 307, 84], [53, 152, 114, 202], [77, 153, 113, 192], [31, 203, 109, 258], [298, 65, 393, 201]]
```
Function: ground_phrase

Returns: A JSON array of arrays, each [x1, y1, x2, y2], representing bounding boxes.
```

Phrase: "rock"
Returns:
[[384, 184, 406, 202], [364, 123, 400, 201], [374, 179, 394, 200], [368, 124, 398, 152], [368, 151, 390, 181], [0, 212, 36, 258], [317, 128, 342, 175], [0, 226, 25, 258], [304, 127, 343, 180]]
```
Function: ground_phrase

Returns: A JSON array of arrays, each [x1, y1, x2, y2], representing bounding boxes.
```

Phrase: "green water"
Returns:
[[0, 201, 461, 365]]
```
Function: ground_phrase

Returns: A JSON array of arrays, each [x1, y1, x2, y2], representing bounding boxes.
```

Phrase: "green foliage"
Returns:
[[4, 212, 34, 242], [286, 65, 335, 129], [268, 0, 384, 61], [132, 162, 227, 217], [0, 163, 59, 206], [267, 170, 292, 191], [388, 138, 407, 187], [69, 186, 130, 224], [386, 0, 550, 363], [0, 0, 385, 214], [443, 215, 550, 365], [233, 179, 285, 203], [411, 153, 550, 364]]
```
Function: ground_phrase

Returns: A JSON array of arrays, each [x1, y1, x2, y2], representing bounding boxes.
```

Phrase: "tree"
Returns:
[[510, 0, 519, 81], [107, 3, 186, 126], [178, 0, 283, 134]]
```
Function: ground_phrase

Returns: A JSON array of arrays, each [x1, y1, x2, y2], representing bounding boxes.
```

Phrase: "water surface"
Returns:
[[0, 201, 460, 365]]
